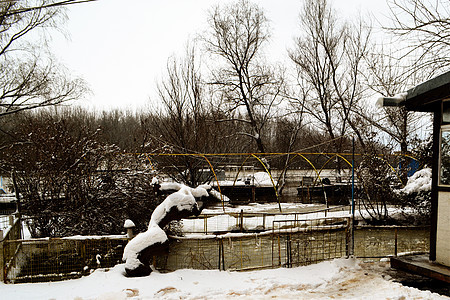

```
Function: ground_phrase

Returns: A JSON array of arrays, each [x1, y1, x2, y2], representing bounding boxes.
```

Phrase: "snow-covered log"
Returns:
[[122, 183, 211, 277], [122, 224, 169, 277]]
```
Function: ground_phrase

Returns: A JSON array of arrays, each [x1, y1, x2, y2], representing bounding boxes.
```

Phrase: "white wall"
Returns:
[[437, 192, 450, 266]]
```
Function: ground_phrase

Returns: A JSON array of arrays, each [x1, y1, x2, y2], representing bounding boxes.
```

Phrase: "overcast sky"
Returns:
[[49, 0, 390, 111]]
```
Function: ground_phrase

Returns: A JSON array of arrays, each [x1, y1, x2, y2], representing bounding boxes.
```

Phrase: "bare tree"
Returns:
[[386, 0, 450, 76], [3, 108, 161, 237], [0, 1, 86, 118], [203, 0, 285, 154], [363, 48, 429, 182], [288, 0, 371, 164], [145, 46, 231, 186]]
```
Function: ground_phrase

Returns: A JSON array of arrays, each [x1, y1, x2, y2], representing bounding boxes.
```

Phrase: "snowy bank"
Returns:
[[1, 258, 447, 299]]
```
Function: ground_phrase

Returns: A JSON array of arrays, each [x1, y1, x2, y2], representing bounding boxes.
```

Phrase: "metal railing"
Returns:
[[181, 205, 351, 234]]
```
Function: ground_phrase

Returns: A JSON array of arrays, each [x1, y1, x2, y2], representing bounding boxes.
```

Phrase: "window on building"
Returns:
[[443, 100, 450, 123], [440, 125, 450, 185]]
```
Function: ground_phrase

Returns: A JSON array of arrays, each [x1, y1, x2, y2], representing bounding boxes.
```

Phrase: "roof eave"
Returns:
[[404, 71, 450, 112]]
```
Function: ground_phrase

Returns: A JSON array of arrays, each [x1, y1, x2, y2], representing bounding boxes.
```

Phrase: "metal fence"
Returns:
[[0, 214, 430, 284], [155, 217, 351, 272], [354, 226, 430, 259], [2, 216, 350, 282], [272, 217, 350, 267], [2, 237, 128, 283], [182, 205, 351, 234]]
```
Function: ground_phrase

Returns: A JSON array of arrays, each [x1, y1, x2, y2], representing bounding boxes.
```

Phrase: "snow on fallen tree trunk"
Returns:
[[122, 184, 210, 277]]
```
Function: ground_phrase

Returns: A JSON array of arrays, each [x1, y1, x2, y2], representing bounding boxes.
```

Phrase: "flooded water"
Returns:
[[354, 227, 429, 259], [159, 223, 429, 272]]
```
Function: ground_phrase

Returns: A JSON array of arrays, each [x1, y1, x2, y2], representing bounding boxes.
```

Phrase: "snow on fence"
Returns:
[[0, 213, 22, 282], [0, 217, 430, 284], [2, 236, 129, 283], [181, 205, 352, 234], [154, 217, 351, 272], [1, 217, 350, 282]]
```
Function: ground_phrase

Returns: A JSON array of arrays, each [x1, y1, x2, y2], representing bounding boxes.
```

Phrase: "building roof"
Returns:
[[405, 70, 450, 112]]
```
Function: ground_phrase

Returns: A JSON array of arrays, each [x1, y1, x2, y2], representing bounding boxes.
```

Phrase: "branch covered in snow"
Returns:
[[398, 168, 431, 195]]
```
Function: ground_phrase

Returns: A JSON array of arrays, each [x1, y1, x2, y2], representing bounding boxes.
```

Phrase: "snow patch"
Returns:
[[149, 186, 199, 227], [123, 219, 135, 228], [208, 188, 230, 202], [122, 224, 167, 270], [151, 177, 159, 185], [400, 168, 432, 194], [159, 182, 183, 191], [191, 186, 209, 198], [2, 258, 447, 299], [253, 172, 276, 186]]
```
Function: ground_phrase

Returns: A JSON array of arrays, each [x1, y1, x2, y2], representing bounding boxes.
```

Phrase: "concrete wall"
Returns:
[[437, 191, 450, 266]]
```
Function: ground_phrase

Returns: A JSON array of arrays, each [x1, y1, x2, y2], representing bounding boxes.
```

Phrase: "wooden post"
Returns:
[[349, 218, 354, 257], [124, 220, 135, 239]]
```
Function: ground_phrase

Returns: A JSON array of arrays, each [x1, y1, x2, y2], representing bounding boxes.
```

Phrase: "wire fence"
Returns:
[[181, 205, 351, 234], [2, 236, 128, 283], [0, 214, 430, 284], [155, 217, 350, 272], [354, 226, 430, 259]]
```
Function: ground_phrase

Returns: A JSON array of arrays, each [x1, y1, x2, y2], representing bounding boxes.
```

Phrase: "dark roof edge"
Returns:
[[405, 70, 450, 112]]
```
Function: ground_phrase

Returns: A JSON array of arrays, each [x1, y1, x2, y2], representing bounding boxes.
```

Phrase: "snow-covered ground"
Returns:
[[1, 257, 447, 299]]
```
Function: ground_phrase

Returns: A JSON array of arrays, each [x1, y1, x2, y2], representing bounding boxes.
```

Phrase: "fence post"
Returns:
[[394, 227, 398, 257], [349, 217, 354, 257], [252, 186, 256, 202], [271, 227, 274, 267], [222, 239, 225, 270], [277, 234, 281, 266], [217, 238, 225, 271], [345, 218, 352, 257], [0, 230, 4, 282], [239, 210, 244, 232], [286, 234, 291, 268], [218, 239, 222, 270], [262, 214, 265, 230]]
